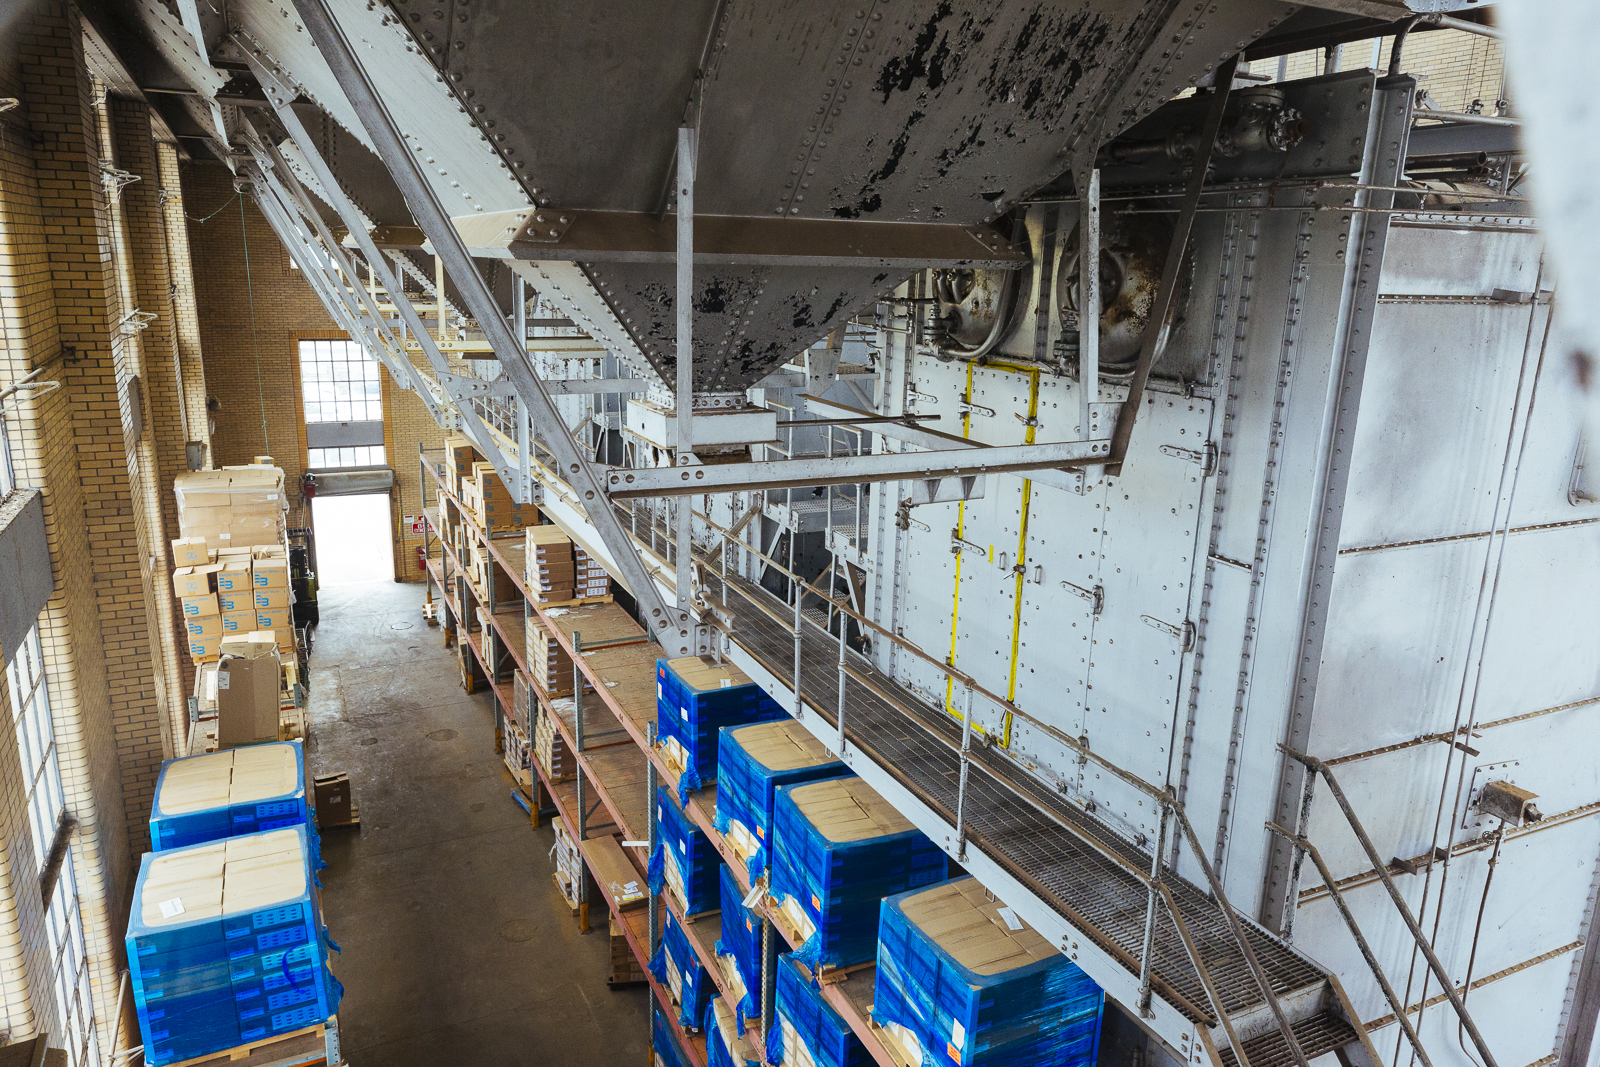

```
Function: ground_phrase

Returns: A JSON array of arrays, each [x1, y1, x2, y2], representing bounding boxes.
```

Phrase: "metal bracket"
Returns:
[[950, 530, 987, 557], [1062, 581, 1104, 615], [438, 373, 519, 401], [908, 474, 984, 506], [1159, 441, 1218, 476], [1141, 613, 1195, 652], [957, 399, 996, 418]]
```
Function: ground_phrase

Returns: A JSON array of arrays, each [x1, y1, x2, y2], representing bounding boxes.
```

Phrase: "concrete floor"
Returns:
[[303, 578, 649, 1066]]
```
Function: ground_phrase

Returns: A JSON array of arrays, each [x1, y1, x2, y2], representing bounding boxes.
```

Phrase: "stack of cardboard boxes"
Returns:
[[173, 464, 287, 552], [525, 620, 577, 697], [526, 526, 576, 605], [574, 546, 612, 600], [441, 435, 480, 499], [457, 460, 538, 532]]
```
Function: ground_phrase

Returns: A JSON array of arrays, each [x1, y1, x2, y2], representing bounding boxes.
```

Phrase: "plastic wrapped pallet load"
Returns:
[[656, 656, 786, 800], [765, 953, 867, 1067], [873, 877, 1103, 1067], [650, 908, 715, 1029], [648, 784, 720, 916], [714, 864, 762, 1026], [128, 825, 342, 1067], [705, 995, 761, 1067], [769, 776, 947, 971], [714, 719, 848, 882], [149, 742, 313, 852], [653, 1006, 693, 1067]]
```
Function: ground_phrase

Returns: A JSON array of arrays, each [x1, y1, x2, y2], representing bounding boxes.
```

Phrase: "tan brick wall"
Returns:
[[182, 163, 445, 582], [1276, 27, 1506, 114]]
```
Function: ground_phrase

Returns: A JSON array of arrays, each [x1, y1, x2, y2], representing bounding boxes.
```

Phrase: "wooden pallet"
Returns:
[[166, 1020, 327, 1067], [530, 593, 615, 610]]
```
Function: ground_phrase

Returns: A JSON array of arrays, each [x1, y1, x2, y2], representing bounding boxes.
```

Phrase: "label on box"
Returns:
[[216, 671, 230, 690], [997, 907, 1022, 931], [951, 1020, 965, 1048], [678, 840, 686, 855], [720, 679, 731, 689], [159, 898, 185, 919]]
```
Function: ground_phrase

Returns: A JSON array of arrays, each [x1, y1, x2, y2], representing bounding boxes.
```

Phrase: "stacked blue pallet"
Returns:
[[648, 785, 720, 915], [129, 825, 341, 1066], [652, 1006, 692, 1067], [656, 657, 785, 800], [704, 996, 760, 1067], [765, 954, 867, 1067], [769, 776, 946, 971], [649, 908, 715, 1029], [714, 864, 761, 1026], [150, 743, 312, 852], [873, 878, 1103, 1067], [713, 720, 848, 882]]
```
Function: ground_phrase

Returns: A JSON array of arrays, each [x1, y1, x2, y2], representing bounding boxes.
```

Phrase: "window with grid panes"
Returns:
[[299, 339, 385, 469], [6, 627, 99, 1067]]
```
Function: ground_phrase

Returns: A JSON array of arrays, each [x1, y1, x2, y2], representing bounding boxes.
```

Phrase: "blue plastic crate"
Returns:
[[130, 825, 336, 1066], [150, 743, 313, 852], [650, 908, 715, 1030], [653, 1006, 693, 1067], [715, 865, 761, 1025], [714, 721, 848, 883], [766, 954, 866, 1067], [769, 776, 947, 970], [656, 657, 786, 799], [648, 785, 720, 916], [705, 996, 760, 1067], [873, 878, 1104, 1067]]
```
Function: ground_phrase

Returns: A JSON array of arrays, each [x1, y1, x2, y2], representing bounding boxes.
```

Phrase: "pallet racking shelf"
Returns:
[[417, 446, 899, 1067]]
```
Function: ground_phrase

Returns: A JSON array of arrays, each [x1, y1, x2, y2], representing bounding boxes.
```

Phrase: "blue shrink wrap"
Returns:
[[129, 825, 337, 1066], [648, 785, 720, 915], [653, 1006, 693, 1067], [705, 996, 761, 1067], [769, 776, 946, 970], [150, 743, 313, 852], [714, 865, 761, 1026], [713, 720, 848, 883], [765, 954, 867, 1067], [650, 908, 715, 1030], [656, 657, 785, 799], [873, 878, 1103, 1067]]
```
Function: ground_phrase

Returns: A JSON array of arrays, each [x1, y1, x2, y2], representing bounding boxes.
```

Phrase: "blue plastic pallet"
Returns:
[[648, 785, 720, 916], [653, 1006, 693, 1067], [649, 908, 715, 1030], [873, 878, 1104, 1067], [656, 657, 786, 799], [150, 743, 313, 852], [766, 954, 866, 1067], [129, 825, 339, 1066], [769, 776, 947, 970], [714, 865, 761, 1025], [714, 721, 848, 883]]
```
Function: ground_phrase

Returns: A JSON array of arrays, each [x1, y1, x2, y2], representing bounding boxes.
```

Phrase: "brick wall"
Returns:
[[1277, 27, 1506, 113], [182, 163, 445, 582]]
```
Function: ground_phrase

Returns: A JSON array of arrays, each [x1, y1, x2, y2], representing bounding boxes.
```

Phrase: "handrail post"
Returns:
[[954, 683, 975, 862], [792, 574, 804, 721], [835, 558, 848, 758], [1137, 802, 1170, 1016], [1160, 885, 1253, 1067]]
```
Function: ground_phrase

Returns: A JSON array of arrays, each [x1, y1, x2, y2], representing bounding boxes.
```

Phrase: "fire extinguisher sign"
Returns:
[[405, 514, 424, 535]]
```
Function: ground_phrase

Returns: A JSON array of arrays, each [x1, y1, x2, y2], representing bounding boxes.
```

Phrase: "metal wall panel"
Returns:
[[0, 490, 51, 665]]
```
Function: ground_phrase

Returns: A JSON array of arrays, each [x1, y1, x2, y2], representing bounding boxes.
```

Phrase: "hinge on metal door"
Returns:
[[1061, 581, 1103, 615], [1141, 614, 1195, 651], [1159, 441, 1217, 476]]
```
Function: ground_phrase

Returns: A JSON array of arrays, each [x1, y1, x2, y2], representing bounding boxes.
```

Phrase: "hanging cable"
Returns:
[[239, 195, 270, 453], [186, 189, 240, 225], [1456, 824, 1505, 1067]]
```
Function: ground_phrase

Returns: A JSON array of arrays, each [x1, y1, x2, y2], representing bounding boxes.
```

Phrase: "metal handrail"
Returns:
[[1278, 750, 1500, 1067], [632, 496, 1324, 1061]]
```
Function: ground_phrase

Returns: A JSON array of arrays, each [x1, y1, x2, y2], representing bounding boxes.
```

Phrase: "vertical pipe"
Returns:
[[674, 127, 696, 613], [835, 559, 848, 758], [1137, 804, 1169, 1013], [1078, 167, 1101, 469], [954, 683, 974, 860]]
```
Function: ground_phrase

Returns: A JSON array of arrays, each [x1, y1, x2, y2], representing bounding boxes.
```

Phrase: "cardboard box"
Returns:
[[216, 651, 282, 747], [187, 634, 223, 662], [171, 537, 210, 567], [172, 564, 221, 598], [184, 614, 222, 639], [252, 455, 274, 465], [252, 557, 290, 589], [220, 610, 257, 634], [180, 593, 220, 618], [214, 562, 253, 593], [252, 544, 287, 559], [253, 587, 291, 610], [270, 628, 295, 653], [581, 834, 647, 911], [221, 631, 278, 658], [217, 589, 253, 613], [313, 774, 352, 828], [256, 608, 291, 631]]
